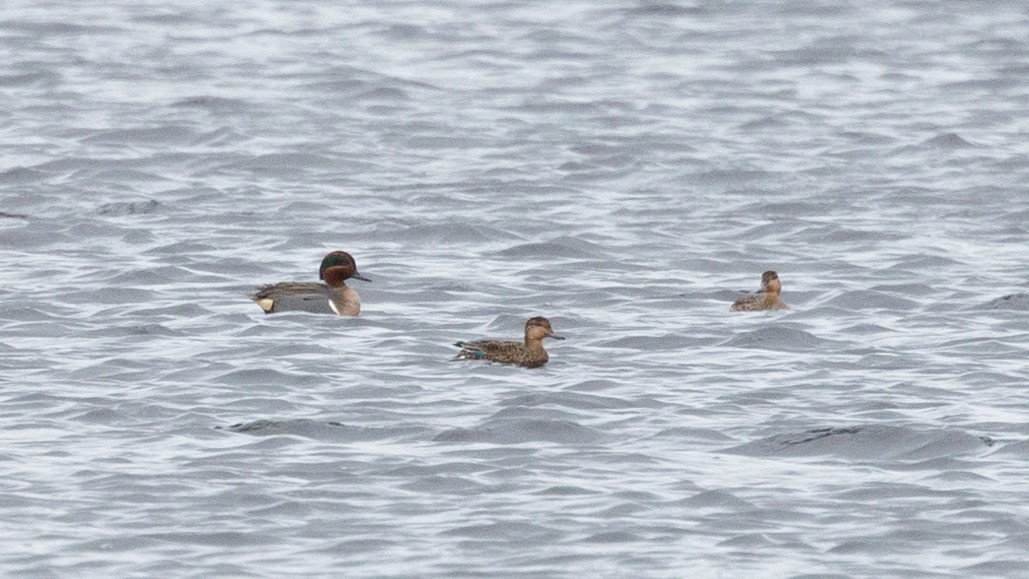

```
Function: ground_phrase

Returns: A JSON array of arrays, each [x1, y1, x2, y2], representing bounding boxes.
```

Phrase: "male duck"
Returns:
[[730, 270, 788, 312], [454, 317, 565, 368], [251, 251, 371, 316]]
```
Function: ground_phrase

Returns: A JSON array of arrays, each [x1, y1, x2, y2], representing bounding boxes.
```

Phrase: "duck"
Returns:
[[251, 251, 371, 316], [453, 317, 565, 368], [730, 270, 788, 312]]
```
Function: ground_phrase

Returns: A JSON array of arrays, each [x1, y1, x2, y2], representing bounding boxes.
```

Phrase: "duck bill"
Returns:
[[351, 271, 372, 282], [549, 333, 566, 340]]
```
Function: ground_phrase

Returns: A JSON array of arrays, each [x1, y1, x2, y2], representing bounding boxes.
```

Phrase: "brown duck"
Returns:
[[454, 317, 565, 368], [730, 270, 788, 312], [251, 251, 371, 316]]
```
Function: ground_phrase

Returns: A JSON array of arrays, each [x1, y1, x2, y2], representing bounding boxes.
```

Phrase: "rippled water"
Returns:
[[2, 0, 1028, 576]]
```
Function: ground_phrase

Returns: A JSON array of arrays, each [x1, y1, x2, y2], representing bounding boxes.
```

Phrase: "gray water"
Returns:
[[2, 0, 1028, 576]]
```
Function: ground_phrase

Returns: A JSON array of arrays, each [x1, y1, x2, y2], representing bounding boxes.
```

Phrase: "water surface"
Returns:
[[2, 0, 1028, 576]]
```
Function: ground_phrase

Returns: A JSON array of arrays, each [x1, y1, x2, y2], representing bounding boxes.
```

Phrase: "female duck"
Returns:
[[251, 251, 371, 316], [730, 270, 788, 312], [454, 317, 565, 368]]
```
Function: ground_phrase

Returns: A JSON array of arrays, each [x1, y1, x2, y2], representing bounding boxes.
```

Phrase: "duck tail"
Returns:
[[452, 342, 486, 360]]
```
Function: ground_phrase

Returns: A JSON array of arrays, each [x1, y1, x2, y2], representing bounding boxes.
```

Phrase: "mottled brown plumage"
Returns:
[[730, 270, 788, 312], [454, 317, 565, 368]]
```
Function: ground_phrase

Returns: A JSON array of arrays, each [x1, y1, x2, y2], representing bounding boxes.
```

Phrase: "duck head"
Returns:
[[760, 270, 781, 294], [524, 316, 565, 343], [319, 251, 371, 287]]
